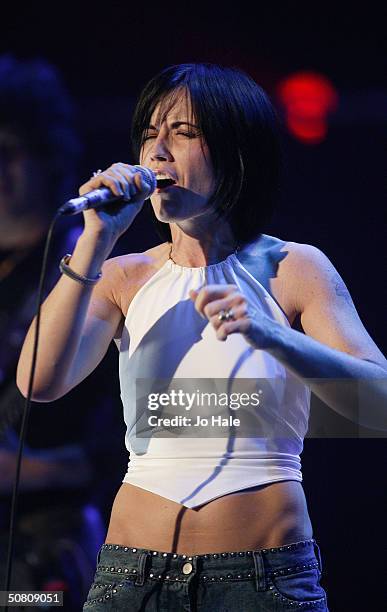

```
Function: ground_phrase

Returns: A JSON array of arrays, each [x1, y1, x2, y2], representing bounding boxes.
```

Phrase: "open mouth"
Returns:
[[156, 178, 176, 189]]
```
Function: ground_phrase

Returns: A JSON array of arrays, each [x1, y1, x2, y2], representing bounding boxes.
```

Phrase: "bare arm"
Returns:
[[265, 243, 387, 429], [16, 233, 122, 401], [16, 163, 151, 401]]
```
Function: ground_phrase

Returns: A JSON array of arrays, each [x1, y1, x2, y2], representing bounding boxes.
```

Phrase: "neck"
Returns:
[[169, 220, 238, 267]]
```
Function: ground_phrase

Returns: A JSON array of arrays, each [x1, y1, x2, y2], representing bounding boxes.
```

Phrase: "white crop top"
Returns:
[[115, 249, 311, 508]]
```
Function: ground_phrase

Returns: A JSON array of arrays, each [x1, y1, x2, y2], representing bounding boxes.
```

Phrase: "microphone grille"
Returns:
[[133, 165, 157, 194]]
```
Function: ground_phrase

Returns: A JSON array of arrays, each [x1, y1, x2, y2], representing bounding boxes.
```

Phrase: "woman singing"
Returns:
[[17, 63, 387, 611]]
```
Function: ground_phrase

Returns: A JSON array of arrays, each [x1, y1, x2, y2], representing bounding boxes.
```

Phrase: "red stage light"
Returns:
[[277, 72, 339, 144]]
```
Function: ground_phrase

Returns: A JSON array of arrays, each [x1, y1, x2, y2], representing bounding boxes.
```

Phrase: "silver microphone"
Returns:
[[58, 165, 157, 216]]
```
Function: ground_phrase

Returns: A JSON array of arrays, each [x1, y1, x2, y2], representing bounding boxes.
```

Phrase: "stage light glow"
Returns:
[[277, 72, 339, 144]]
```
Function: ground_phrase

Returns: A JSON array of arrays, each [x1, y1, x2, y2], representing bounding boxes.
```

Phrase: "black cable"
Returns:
[[3, 210, 63, 611]]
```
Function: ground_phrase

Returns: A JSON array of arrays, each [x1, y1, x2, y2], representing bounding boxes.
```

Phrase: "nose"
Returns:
[[150, 134, 174, 163]]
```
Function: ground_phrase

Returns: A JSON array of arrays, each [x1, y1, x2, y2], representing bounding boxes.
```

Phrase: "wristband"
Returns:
[[59, 254, 102, 286]]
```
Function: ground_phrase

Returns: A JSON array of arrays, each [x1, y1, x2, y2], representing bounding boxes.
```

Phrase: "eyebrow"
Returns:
[[146, 121, 199, 130]]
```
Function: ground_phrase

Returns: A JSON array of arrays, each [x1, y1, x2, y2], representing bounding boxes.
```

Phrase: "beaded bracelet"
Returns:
[[59, 254, 102, 286]]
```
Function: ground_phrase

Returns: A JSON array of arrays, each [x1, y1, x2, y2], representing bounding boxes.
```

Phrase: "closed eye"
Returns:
[[143, 131, 198, 141], [176, 131, 198, 138]]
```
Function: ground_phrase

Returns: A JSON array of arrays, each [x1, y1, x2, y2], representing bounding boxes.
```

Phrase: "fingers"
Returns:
[[209, 300, 251, 341], [209, 301, 249, 329], [189, 283, 253, 342], [191, 284, 239, 318], [216, 316, 252, 341], [133, 170, 154, 199], [78, 163, 148, 200], [202, 295, 244, 322]]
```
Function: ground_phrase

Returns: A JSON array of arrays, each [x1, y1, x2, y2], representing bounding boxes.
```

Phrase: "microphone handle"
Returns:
[[58, 165, 157, 216], [58, 187, 119, 216]]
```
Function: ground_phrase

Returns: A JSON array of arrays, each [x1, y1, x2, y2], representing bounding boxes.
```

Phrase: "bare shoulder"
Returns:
[[242, 234, 347, 323], [267, 238, 354, 315], [101, 242, 170, 317], [282, 240, 347, 285], [244, 233, 296, 266], [272, 239, 387, 369], [251, 233, 306, 258]]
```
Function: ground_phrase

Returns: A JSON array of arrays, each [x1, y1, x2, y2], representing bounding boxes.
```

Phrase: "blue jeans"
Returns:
[[83, 538, 329, 611]]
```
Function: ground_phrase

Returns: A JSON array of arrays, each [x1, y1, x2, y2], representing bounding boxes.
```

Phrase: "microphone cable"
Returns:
[[3, 210, 63, 611]]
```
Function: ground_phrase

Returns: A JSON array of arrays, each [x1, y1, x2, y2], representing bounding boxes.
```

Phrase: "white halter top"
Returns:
[[115, 248, 311, 508]]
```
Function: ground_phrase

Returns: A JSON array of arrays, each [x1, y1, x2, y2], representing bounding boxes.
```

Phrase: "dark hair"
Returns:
[[131, 63, 283, 246], [0, 54, 82, 207]]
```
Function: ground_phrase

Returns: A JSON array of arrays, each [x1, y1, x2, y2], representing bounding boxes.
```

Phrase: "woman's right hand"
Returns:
[[79, 163, 153, 244]]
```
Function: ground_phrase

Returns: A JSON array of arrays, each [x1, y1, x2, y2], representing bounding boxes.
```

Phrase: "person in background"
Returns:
[[0, 55, 126, 610]]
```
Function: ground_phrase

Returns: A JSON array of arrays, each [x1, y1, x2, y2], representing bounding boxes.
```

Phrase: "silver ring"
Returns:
[[92, 169, 103, 177], [218, 308, 234, 322]]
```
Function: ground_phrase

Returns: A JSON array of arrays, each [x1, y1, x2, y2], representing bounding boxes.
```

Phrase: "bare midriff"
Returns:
[[105, 480, 314, 555]]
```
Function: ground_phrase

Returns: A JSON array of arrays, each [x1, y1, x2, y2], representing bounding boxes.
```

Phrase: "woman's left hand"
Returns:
[[189, 284, 278, 349]]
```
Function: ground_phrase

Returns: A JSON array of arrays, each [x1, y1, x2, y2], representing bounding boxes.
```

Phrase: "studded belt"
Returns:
[[96, 538, 321, 584]]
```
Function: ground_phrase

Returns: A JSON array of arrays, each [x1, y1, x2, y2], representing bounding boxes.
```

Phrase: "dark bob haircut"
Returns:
[[131, 63, 284, 247]]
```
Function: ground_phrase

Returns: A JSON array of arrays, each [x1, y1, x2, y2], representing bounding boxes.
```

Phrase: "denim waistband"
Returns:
[[95, 538, 323, 593]]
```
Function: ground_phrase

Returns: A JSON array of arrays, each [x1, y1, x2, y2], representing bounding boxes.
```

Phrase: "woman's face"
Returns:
[[139, 91, 217, 223]]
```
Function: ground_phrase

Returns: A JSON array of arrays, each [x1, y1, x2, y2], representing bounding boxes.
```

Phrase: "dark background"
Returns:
[[2, 2, 386, 610]]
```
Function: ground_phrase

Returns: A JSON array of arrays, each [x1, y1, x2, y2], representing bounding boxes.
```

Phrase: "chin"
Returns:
[[151, 198, 181, 222], [150, 195, 209, 224]]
